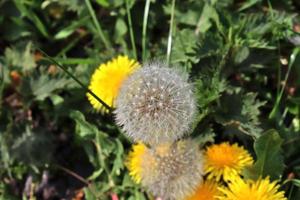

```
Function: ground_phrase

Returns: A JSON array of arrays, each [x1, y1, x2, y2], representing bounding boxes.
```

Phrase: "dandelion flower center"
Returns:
[[217, 177, 287, 200], [87, 55, 139, 112], [204, 142, 253, 181]]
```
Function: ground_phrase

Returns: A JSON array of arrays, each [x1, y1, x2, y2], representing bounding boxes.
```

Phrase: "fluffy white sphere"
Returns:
[[114, 62, 196, 144]]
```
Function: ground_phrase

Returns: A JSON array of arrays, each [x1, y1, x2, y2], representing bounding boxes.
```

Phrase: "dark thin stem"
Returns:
[[54, 165, 99, 199], [37, 48, 112, 112], [56, 165, 90, 185]]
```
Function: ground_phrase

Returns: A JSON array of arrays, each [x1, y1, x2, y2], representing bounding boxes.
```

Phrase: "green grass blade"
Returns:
[[142, 0, 151, 61], [56, 37, 83, 57], [13, 0, 50, 38], [166, 0, 176, 65], [50, 57, 98, 65], [85, 0, 112, 51], [125, 0, 137, 59], [37, 48, 112, 112], [0, 64, 4, 105], [269, 47, 300, 119]]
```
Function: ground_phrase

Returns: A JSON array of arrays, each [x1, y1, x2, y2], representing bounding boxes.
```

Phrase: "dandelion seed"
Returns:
[[204, 142, 253, 182], [114, 62, 196, 144], [217, 177, 287, 200], [126, 140, 204, 200], [87, 55, 139, 112]]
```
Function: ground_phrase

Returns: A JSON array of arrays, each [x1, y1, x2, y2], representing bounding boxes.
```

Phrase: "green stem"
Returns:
[[142, 0, 151, 61], [95, 133, 115, 188], [85, 0, 112, 51], [56, 36, 82, 57], [166, 0, 176, 65], [288, 184, 294, 200], [269, 47, 300, 119], [125, 0, 137, 59], [0, 64, 4, 104], [37, 48, 112, 112]]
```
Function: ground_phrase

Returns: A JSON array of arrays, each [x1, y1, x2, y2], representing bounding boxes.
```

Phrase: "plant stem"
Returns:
[[125, 0, 137, 59], [55, 164, 99, 198], [85, 0, 112, 51], [269, 47, 300, 119], [142, 0, 151, 61], [38, 48, 112, 112], [0, 64, 4, 104], [56, 36, 82, 57], [94, 133, 115, 188], [166, 0, 176, 65]]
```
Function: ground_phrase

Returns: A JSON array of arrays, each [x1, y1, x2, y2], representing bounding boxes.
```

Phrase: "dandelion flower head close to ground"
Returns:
[[115, 62, 196, 144], [126, 140, 204, 200], [217, 177, 287, 200], [87, 55, 139, 112], [185, 180, 220, 200], [204, 142, 253, 182], [125, 142, 148, 184]]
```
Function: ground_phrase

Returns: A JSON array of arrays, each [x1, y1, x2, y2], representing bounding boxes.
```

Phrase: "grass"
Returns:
[[1, 0, 300, 199], [142, 0, 151, 61]]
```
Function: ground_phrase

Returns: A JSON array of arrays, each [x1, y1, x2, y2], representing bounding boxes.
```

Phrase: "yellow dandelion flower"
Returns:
[[125, 143, 148, 184], [87, 55, 139, 112], [204, 142, 253, 182], [217, 177, 287, 200], [185, 180, 220, 200]]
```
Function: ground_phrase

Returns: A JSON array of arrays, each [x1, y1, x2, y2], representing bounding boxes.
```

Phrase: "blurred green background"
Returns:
[[1, 0, 300, 199]]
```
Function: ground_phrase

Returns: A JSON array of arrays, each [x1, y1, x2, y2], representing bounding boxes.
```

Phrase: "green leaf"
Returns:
[[194, 127, 216, 148], [111, 139, 124, 176], [11, 127, 54, 166], [215, 92, 265, 138], [49, 94, 64, 106], [28, 74, 72, 101], [195, 3, 220, 34], [196, 70, 226, 109], [70, 110, 98, 139], [114, 18, 128, 42], [234, 46, 250, 64], [57, 0, 85, 13], [171, 29, 199, 63], [238, 0, 262, 11], [83, 187, 96, 200], [95, 0, 109, 7], [292, 179, 300, 187], [88, 168, 104, 180], [4, 42, 36, 71], [54, 16, 90, 39], [243, 129, 284, 180], [13, 0, 49, 38]]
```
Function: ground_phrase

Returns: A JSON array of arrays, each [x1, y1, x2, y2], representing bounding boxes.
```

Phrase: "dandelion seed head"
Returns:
[[115, 62, 196, 144], [146, 140, 204, 200], [127, 140, 204, 200]]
